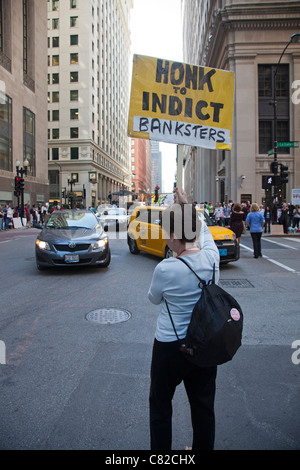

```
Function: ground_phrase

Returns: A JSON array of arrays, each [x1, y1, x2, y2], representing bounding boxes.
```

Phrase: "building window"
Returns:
[[70, 90, 78, 101], [52, 0, 59, 11], [70, 16, 78, 27], [52, 73, 59, 84], [258, 64, 290, 155], [0, 94, 12, 171], [52, 91, 59, 102], [52, 128, 59, 139], [52, 18, 59, 29], [52, 148, 59, 160], [70, 109, 78, 120], [52, 110, 59, 121], [70, 71, 78, 82], [70, 34, 78, 45], [23, 107, 35, 176], [23, 0, 28, 73], [70, 147, 79, 159], [70, 127, 78, 138], [70, 0, 77, 8], [52, 55, 59, 66], [70, 53, 78, 64], [52, 36, 59, 47]]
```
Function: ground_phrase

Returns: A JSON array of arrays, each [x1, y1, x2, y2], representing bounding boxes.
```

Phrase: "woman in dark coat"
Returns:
[[230, 203, 245, 244]]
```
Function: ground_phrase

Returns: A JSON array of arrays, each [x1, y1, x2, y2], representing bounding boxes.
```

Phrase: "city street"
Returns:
[[0, 227, 299, 450]]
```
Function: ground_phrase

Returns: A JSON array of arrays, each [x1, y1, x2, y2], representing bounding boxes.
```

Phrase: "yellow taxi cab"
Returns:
[[127, 205, 239, 264]]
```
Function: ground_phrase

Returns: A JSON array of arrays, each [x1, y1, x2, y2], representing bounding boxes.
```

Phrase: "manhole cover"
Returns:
[[86, 308, 131, 324], [219, 279, 254, 288]]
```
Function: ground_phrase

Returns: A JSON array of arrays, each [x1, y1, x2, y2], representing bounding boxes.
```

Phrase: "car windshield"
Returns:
[[46, 211, 100, 229], [103, 209, 126, 216]]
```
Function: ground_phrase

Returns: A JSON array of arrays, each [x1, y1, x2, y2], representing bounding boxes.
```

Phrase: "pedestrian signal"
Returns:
[[280, 164, 288, 184]]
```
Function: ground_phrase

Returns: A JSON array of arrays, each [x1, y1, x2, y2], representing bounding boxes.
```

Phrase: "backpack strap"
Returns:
[[177, 257, 215, 287], [165, 300, 180, 341]]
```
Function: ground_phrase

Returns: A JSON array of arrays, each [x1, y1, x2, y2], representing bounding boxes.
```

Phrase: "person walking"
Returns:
[[229, 203, 246, 244], [279, 203, 289, 234], [293, 205, 300, 230], [264, 206, 271, 234], [148, 188, 220, 451], [246, 203, 265, 258]]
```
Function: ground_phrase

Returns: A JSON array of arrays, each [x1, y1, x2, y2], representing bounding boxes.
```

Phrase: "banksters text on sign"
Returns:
[[128, 55, 235, 150]]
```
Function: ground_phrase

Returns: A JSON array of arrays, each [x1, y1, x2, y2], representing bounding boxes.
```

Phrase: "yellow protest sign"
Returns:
[[128, 54, 235, 150]]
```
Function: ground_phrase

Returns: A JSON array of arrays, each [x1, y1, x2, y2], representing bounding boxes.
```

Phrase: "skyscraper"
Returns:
[[0, 0, 48, 207], [47, 0, 133, 208]]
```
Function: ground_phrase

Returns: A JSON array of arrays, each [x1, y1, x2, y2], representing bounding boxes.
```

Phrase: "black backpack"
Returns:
[[165, 258, 243, 367]]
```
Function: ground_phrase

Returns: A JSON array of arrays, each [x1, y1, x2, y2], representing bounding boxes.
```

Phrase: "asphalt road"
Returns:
[[0, 228, 299, 450]]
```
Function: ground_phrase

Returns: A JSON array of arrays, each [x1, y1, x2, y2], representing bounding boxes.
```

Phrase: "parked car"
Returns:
[[127, 205, 239, 264], [35, 209, 111, 270], [98, 207, 129, 231]]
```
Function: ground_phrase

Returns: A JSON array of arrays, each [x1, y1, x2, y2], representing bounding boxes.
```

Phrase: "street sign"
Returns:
[[277, 141, 299, 148], [268, 149, 274, 156]]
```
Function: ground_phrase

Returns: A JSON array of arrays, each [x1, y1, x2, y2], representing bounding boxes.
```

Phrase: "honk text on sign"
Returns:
[[128, 55, 235, 150]]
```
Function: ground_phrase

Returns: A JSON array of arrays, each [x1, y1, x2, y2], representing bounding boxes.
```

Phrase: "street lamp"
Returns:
[[15, 158, 29, 222], [68, 177, 76, 208], [271, 33, 300, 216]]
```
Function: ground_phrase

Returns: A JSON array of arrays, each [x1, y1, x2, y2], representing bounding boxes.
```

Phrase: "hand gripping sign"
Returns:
[[128, 55, 235, 150]]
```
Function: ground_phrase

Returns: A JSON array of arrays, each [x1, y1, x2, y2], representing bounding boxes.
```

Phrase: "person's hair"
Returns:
[[233, 203, 241, 212], [250, 203, 259, 212], [160, 203, 201, 243]]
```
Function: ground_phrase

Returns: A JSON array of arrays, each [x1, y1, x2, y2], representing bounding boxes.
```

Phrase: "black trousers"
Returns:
[[250, 232, 262, 257], [149, 339, 217, 450]]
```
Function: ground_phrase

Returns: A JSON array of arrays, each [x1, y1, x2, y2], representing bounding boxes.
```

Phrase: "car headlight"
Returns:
[[93, 238, 108, 250], [36, 240, 50, 251]]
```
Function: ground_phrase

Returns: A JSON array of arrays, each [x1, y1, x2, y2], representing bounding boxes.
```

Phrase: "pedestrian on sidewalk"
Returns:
[[264, 206, 271, 233], [148, 188, 220, 451], [0, 205, 4, 230], [246, 203, 265, 258], [279, 203, 289, 234]]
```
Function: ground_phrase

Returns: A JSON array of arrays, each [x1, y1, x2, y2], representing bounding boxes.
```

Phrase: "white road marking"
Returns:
[[262, 238, 298, 250], [239, 243, 300, 275]]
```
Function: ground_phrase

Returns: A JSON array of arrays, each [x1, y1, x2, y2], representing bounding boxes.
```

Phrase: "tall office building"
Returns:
[[0, 0, 48, 207], [47, 0, 133, 208], [182, 0, 300, 207], [151, 141, 162, 192]]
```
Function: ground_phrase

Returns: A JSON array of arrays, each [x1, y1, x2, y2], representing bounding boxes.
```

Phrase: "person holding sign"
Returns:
[[148, 188, 220, 450]]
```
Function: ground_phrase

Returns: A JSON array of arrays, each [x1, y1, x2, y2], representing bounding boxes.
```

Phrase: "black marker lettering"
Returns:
[[156, 59, 169, 84], [152, 93, 167, 113], [195, 100, 209, 120], [170, 62, 184, 86], [198, 67, 216, 92], [139, 117, 149, 132], [210, 102, 224, 123], [169, 96, 182, 116]]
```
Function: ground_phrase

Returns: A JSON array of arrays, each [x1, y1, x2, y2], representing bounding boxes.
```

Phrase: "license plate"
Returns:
[[219, 249, 227, 256], [65, 254, 79, 263]]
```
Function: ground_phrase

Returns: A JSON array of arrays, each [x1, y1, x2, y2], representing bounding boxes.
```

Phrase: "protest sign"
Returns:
[[128, 54, 235, 150]]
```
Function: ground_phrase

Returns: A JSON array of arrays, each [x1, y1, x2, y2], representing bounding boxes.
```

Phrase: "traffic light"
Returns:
[[270, 161, 278, 174], [154, 185, 159, 203], [19, 177, 25, 190], [14, 176, 21, 191], [280, 164, 288, 184]]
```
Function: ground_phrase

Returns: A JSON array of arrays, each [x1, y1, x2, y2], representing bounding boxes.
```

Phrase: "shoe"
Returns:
[[253, 255, 258, 258]]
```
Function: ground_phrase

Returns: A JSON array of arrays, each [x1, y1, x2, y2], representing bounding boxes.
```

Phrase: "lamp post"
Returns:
[[68, 177, 76, 208], [15, 158, 29, 222], [271, 33, 300, 218]]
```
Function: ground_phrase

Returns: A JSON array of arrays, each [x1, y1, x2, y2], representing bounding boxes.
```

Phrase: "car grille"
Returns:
[[54, 243, 90, 252], [53, 258, 92, 265]]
